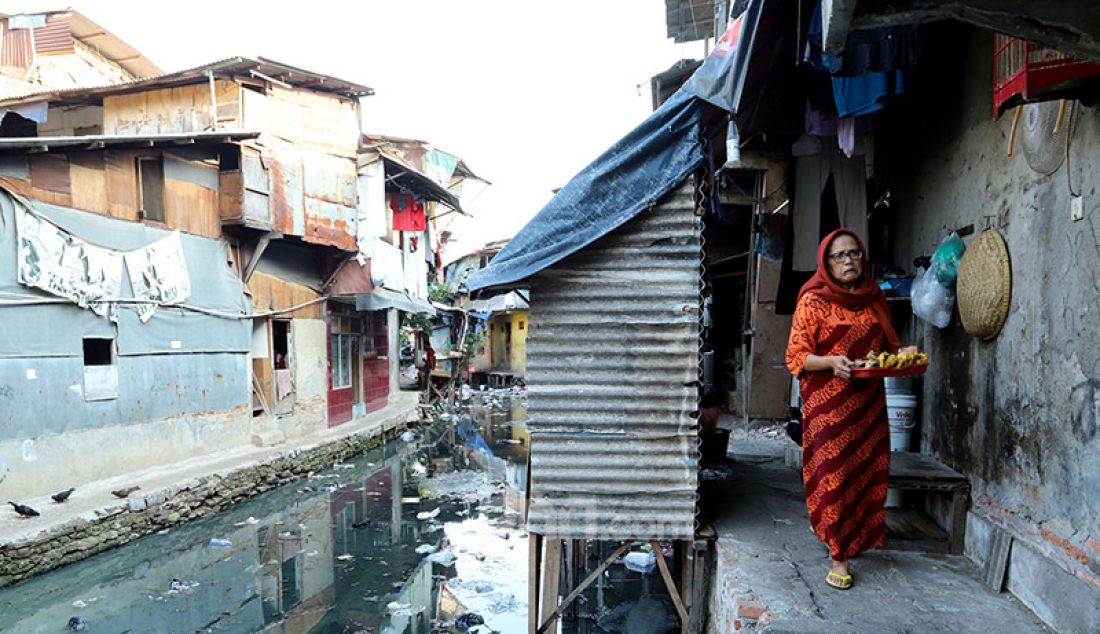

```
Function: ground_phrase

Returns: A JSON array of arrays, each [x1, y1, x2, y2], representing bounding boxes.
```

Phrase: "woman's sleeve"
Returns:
[[786, 294, 820, 378]]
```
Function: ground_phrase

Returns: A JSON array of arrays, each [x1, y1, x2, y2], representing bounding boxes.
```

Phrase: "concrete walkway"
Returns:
[[0, 390, 420, 555], [702, 427, 1050, 633]]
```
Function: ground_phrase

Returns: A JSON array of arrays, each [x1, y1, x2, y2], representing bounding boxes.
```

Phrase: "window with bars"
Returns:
[[330, 333, 357, 389]]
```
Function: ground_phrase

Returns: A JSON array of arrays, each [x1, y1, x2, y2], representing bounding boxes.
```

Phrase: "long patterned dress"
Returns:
[[785, 292, 891, 560]]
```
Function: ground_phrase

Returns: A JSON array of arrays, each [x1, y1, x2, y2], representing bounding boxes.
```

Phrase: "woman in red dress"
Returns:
[[785, 229, 916, 589]]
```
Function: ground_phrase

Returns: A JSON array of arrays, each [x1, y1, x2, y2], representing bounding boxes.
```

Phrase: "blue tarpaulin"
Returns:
[[466, 1, 762, 292]]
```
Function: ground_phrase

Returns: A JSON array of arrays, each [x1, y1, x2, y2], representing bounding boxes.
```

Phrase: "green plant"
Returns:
[[428, 284, 454, 305], [463, 330, 486, 357], [401, 312, 433, 335]]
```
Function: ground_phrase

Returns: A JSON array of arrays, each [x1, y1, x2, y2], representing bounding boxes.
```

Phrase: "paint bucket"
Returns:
[[885, 392, 918, 508], [887, 393, 917, 452]]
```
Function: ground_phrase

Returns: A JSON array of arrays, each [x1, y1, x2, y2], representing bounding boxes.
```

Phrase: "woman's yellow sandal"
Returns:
[[825, 571, 853, 590]]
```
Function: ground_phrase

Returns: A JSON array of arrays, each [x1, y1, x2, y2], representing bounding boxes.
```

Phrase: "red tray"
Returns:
[[851, 363, 928, 379]]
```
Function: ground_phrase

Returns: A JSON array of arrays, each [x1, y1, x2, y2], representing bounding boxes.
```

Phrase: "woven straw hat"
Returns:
[[957, 229, 1012, 340]]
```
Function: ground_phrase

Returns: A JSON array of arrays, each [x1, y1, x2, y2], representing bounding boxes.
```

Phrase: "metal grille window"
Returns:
[[330, 334, 355, 389], [330, 314, 363, 390]]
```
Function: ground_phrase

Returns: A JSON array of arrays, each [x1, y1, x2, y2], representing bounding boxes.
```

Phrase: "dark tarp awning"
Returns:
[[466, 0, 764, 292], [354, 287, 436, 315], [380, 156, 464, 213], [466, 88, 703, 291]]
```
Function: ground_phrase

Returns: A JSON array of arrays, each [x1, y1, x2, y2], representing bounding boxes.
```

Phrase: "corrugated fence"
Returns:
[[526, 178, 701, 540]]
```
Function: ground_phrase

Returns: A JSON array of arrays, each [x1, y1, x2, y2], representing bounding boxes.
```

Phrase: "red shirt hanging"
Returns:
[[390, 193, 426, 231]]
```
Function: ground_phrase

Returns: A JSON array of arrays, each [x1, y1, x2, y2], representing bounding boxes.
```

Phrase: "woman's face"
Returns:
[[826, 234, 862, 287]]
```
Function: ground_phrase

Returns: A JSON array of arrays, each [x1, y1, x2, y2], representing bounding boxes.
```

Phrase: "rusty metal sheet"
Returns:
[[302, 151, 357, 206], [34, 15, 73, 53], [270, 148, 304, 237], [242, 150, 271, 228], [526, 178, 701, 540], [1, 23, 33, 70], [303, 197, 355, 250]]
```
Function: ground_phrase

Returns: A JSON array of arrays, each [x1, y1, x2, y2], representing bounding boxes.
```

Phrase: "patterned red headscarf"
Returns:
[[797, 229, 901, 350]]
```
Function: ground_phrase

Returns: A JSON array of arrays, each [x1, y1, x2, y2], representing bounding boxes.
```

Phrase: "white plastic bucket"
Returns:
[[887, 393, 917, 452], [886, 393, 917, 508]]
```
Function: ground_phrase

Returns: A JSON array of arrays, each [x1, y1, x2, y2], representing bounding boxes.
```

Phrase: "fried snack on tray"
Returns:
[[850, 351, 928, 369]]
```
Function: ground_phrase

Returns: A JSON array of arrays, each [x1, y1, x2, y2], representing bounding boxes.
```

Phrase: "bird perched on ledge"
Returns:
[[111, 486, 140, 498], [52, 487, 75, 503], [8, 501, 39, 517]]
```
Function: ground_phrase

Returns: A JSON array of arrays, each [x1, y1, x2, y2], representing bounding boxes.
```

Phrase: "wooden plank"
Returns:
[[528, 533, 542, 634], [103, 80, 241, 135], [246, 271, 324, 319], [219, 169, 244, 220], [29, 186, 72, 207], [164, 178, 220, 237], [677, 541, 692, 628], [885, 508, 949, 541], [539, 539, 563, 632], [651, 541, 690, 633], [689, 541, 710, 634], [105, 150, 139, 220], [252, 357, 273, 412], [982, 527, 1013, 591], [889, 452, 968, 482], [949, 488, 970, 555], [69, 151, 108, 212]]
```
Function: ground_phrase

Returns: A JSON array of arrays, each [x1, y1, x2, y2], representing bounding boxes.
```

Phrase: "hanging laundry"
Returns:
[[390, 193, 426, 231], [791, 138, 868, 271], [828, 24, 921, 77], [803, 0, 916, 118], [831, 69, 910, 118]]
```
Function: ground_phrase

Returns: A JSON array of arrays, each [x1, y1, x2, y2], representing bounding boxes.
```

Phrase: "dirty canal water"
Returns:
[[0, 390, 531, 634]]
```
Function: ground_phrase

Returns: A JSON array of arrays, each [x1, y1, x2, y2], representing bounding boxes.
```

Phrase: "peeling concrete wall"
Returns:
[[268, 317, 329, 441], [882, 24, 1100, 626]]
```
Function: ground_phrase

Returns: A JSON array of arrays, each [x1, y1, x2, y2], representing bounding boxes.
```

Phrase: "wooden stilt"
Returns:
[[539, 538, 564, 632], [537, 541, 633, 634], [677, 541, 692, 621], [528, 533, 543, 634], [651, 540, 690, 632]]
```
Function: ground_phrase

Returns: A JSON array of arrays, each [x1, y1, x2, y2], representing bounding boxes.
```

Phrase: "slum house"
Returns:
[[0, 9, 160, 99], [664, 2, 1100, 629], [345, 134, 483, 392], [679, 1, 1100, 630], [469, 291, 529, 386], [0, 57, 465, 504], [464, 12, 777, 624], [446, 240, 530, 386]]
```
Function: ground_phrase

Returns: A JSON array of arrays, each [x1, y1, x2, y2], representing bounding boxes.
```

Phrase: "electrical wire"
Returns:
[[0, 293, 330, 320]]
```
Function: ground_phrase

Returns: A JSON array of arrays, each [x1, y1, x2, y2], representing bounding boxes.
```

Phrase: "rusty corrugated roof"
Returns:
[[666, 0, 717, 43], [0, 131, 259, 153], [0, 56, 373, 107]]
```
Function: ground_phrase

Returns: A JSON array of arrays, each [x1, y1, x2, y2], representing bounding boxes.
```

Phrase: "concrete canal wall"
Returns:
[[0, 392, 420, 588]]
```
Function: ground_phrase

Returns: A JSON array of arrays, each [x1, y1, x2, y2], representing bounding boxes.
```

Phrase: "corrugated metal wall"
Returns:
[[526, 178, 701, 540], [34, 15, 74, 54]]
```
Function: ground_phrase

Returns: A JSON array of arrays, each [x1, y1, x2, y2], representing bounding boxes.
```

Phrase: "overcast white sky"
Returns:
[[11, 0, 705, 258]]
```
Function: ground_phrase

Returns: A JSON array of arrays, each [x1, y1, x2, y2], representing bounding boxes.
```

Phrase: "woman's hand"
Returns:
[[825, 355, 853, 380], [804, 354, 852, 379], [898, 345, 919, 355]]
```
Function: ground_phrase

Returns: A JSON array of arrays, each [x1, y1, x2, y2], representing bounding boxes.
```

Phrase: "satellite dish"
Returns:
[[1019, 101, 1068, 175]]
